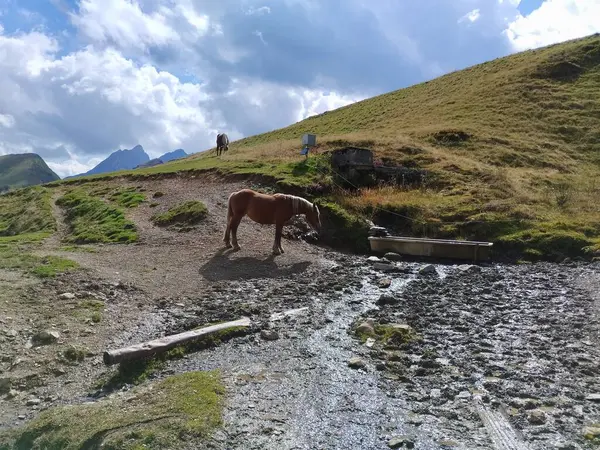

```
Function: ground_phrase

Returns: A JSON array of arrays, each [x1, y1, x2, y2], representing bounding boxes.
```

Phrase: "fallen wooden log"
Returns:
[[103, 317, 252, 366]]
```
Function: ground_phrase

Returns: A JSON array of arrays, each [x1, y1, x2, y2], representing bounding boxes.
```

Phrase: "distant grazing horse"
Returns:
[[223, 189, 321, 255], [216, 133, 229, 156]]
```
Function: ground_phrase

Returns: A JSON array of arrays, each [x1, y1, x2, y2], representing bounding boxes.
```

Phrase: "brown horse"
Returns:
[[223, 189, 321, 255]]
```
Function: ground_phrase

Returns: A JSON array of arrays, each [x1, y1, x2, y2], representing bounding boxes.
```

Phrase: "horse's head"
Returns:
[[305, 203, 321, 233]]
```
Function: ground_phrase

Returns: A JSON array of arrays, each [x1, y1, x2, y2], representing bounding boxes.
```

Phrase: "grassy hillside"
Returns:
[[0, 153, 60, 191], [50, 34, 600, 259]]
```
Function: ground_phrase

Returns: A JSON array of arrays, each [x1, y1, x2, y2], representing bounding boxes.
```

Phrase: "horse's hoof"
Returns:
[[224, 243, 232, 249], [232, 245, 241, 251]]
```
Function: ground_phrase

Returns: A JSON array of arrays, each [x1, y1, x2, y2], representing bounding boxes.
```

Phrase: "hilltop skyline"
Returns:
[[0, 0, 598, 177]]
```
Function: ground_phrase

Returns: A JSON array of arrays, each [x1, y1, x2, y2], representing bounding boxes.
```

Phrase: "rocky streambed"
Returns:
[[2, 248, 599, 450], [155, 256, 600, 450]]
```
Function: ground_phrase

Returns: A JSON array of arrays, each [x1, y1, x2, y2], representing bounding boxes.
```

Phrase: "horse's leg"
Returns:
[[223, 219, 232, 248], [273, 222, 283, 255], [279, 229, 285, 253], [223, 196, 233, 248], [230, 215, 243, 251]]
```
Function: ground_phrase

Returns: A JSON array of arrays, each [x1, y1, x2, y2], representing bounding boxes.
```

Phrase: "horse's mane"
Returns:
[[284, 194, 313, 215]]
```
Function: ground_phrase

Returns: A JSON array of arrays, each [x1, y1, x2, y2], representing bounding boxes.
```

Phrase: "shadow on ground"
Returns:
[[199, 248, 312, 281]]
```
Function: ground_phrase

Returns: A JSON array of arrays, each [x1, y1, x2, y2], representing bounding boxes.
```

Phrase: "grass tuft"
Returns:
[[0, 371, 224, 450], [0, 186, 55, 238], [30, 256, 79, 278], [110, 187, 146, 208], [56, 189, 138, 244], [0, 244, 78, 278], [151, 200, 208, 228]]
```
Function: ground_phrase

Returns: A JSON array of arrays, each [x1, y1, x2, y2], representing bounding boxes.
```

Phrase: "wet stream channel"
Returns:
[[135, 257, 599, 449]]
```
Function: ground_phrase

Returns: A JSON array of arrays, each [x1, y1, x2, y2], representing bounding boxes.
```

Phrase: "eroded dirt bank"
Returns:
[[1, 177, 599, 449]]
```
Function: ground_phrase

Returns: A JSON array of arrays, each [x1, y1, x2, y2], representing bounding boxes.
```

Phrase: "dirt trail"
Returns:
[[1, 177, 599, 450], [40, 178, 333, 299], [38, 190, 70, 250]]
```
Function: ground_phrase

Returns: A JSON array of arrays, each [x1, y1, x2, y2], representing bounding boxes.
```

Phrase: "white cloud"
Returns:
[[70, 0, 180, 52], [505, 0, 600, 51], [498, 0, 521, 6], [459, 8, 481, 23], [0, 114, 15, 128], [0, 21, 361, 177], [0, 28, 217, 176], [47, 155, 103, 178], [253, 30, 267, 45], [198, 78, 360, 141], [246, 6, 271, 16]]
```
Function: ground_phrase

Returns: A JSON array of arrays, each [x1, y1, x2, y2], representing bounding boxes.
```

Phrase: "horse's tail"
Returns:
[[226, 192, 234, 222]]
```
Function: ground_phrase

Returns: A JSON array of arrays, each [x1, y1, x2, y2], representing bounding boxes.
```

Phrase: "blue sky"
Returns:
[[0, 0, 598, 177], [518, 0, 545, 15]]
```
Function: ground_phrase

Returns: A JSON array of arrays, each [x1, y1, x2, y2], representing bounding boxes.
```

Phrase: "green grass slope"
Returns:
[[49, 34, 600, 260], [0, 153, 60, 192]]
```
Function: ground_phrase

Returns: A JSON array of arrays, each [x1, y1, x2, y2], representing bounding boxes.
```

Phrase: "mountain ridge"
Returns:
[[0, 153, 60, 192], [135, 149, 188, 169], [68, 145, 150, 179]]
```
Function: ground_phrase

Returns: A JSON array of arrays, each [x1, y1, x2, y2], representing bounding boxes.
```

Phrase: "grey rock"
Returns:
[[419, 265, 437, 276], [32, 330, 60, 345], [388, 435, 415, 449], [527, 409, 547, 425], [384, 252, 402, 261], [59, 292, 76, 300], [457, 264, 481, 274], [555, 443, 578, 450], [355, 321, 375, 336], [378, 278, 392, 288], [5, 389, 19, 400], [457, 391, 472, 400], [373, 262, 397, 272], [377, 294, 398, 306], [407, 416, 423, 426], [5, 329, 18, 338], [348, 357, 366, 369], [260, 330, 280, 341], [367, 256, 381, 263], [26, 398, 41, 406]]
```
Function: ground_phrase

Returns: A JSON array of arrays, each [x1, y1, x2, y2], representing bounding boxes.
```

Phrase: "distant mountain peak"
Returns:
[[70, 145, 150, 178], [0, 153, 60, 191], [160, 149, 187, 161], [134, 148, 188, 169]]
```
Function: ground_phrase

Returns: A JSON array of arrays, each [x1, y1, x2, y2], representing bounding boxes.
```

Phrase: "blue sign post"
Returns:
[[301, 134, 316, 159]]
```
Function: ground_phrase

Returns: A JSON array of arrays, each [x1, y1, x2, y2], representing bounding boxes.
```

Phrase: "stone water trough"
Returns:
[[369, 233, 494, 262]]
